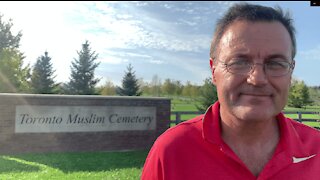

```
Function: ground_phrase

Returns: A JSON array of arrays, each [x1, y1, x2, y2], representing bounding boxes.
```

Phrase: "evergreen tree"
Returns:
[[196, 77, 218, 112], [0, 14, 30, 93], [67, 40, 100, 95], [31, 51, 57, 94], [116, 63, 142, 96], [0, 14, 21, 50]]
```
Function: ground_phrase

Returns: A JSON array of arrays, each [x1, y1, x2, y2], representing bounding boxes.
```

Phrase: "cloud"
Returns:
[[67, 2, 214, 53], [0, 1, 225, 85], [298, 45, 320, 61], [216, 1, 237, 6], [99, 50, 165, 65], [24, 2, 216, 56], [149, 59, 164, 64]]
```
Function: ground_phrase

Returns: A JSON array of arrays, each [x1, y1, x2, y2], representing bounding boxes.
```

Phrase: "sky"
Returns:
[[0, 1, 319, 87]]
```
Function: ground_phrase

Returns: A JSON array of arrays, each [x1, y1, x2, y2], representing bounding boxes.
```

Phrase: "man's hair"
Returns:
[[210, 3, 296, 60]]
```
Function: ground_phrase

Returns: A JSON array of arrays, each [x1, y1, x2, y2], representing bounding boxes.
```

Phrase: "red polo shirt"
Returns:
[[141, 101, 320, 180]]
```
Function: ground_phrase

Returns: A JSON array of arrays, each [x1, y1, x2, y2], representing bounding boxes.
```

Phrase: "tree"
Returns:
[[182, 81, 193, 97], [162, 78, 175, 95], [309, 86, 320, 106], [0, 49, 31, 92], [67, 40, 100, 95], [190, 85, 200, 98], [55, 82, 70, 94], [31, 51, 57, 94], [116, 63, 142, 96], [196, 77, 218, 112], [174, 80, 183, 96], [182, 81, 200, 98], [100, 79, 116, 95], [288, 79, 312, 108], [0, 14, 21, 50], [0, 15, 30, 93], [150, 74, 162, 96], [138, 78, 151, 95]]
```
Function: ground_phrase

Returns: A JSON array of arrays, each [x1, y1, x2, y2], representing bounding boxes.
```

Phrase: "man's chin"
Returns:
[[234, 106, 275, 122], [239, 95, 273, 106]]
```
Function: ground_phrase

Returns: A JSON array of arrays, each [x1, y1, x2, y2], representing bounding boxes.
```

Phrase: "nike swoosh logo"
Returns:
[[292, 154, 317, 163]]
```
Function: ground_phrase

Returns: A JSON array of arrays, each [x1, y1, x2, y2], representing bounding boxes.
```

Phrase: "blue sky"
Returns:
[[0, 1, 319, 86]]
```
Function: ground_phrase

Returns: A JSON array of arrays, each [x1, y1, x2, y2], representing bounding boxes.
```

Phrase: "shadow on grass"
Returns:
[[7, 150, 149, 173], [0, 157, 40, 173]]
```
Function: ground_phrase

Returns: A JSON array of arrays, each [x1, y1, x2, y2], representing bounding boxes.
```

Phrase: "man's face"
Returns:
[[211, 21, 293, 123]]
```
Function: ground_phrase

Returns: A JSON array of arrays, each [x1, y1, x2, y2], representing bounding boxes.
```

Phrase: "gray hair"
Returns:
[[210, 3, 296, 60]]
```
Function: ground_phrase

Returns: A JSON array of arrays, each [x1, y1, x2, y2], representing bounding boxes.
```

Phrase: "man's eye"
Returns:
[[266, 61, 289, 69], [229, 60, 250, 67]]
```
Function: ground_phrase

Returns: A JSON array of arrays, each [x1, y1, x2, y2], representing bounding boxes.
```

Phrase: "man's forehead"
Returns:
[[222, 20, 289, 41], [218, 20, 292, 57]]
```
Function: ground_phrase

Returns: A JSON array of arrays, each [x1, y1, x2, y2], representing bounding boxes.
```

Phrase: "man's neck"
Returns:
[[220, 115, 280, 177], [221, 117, 279, 145]]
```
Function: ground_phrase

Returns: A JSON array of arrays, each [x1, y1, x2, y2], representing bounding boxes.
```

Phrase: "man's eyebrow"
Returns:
[[228, 53, 251, 58], [227, 53, 290, 61], [265, 54, 290, 61]]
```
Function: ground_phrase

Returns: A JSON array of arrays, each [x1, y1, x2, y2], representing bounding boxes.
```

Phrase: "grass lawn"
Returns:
[[0, 150, 148, 180], [303, 121, 320, 129], [284, 106, 320, 112], [171, 97, 199, 111]]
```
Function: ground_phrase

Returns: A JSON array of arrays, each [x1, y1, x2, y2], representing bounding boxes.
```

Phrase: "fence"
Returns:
[[171, 111, 320, 129]]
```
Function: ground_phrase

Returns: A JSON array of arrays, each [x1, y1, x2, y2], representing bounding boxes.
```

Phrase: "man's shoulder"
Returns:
[[161, 114, 204, 137], [289, 118, 320, 137], [287, 118, 320, 151], [153, 115, 204, 148]]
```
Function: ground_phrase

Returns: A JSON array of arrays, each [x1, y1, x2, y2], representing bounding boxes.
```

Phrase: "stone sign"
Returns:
[[15, 106, 156, 133], [0, 93, 170, 153]]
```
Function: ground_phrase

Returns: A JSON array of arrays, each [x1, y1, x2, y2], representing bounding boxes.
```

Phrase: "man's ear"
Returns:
[[289, 60, 296, 87], [209, 58, 217, 85], [289, 59, 295, 76], [291, 60, 296, 71]]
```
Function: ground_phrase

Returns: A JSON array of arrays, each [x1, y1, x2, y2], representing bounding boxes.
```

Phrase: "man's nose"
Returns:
[[246, 64, 268, 86]]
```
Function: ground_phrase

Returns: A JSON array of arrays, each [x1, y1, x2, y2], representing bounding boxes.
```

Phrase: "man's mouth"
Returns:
[[241, 93, 271, 96]]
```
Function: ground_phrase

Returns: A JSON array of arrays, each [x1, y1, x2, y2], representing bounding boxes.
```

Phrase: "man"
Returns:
[[142, 3, 320, 180]]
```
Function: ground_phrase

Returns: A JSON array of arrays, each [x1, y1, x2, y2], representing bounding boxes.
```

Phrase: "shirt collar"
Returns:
[[202, 101, 307, 157], [202, 101, 223, 146]]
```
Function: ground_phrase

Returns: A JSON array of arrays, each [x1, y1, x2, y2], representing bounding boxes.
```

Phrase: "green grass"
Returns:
[[284, 113, 320, 119], [304, 121, 320, 128], [171, 99, 200, 114], [284, 106, 320, 112], [0, 150, 148, 180], [170, 97, 201, 125]]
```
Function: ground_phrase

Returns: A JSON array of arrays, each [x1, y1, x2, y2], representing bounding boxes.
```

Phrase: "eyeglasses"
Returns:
[[216, 59, 295, 77]]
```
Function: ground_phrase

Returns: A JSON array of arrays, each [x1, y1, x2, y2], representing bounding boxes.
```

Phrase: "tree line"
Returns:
[[0, 14, 100, 95], [0, 13, 317, 110]]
